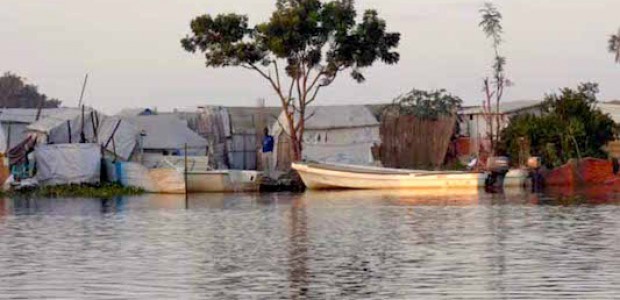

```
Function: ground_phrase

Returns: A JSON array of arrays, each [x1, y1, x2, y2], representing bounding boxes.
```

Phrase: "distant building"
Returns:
[[458, 100, 545, 156]]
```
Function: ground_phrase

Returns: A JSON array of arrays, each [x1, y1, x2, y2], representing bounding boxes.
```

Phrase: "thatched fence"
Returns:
[[376, 112, 456, 169]]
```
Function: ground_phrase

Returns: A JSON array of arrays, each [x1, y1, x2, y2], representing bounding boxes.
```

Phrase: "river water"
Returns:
[[1, 188, 620, 299]]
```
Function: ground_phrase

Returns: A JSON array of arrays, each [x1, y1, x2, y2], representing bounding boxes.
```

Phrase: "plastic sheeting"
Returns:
[[35, 143, 101, 186], [0, 124, 6, 154], [117, 162, 185, 194], [97, 116, 139, 161]]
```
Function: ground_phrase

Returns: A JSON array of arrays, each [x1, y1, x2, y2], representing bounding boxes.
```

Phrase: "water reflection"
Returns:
[[0, 189, 620, 299]]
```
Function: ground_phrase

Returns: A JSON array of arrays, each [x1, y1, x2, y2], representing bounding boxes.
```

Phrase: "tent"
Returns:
[[126, 115, 208, 168], [271, 105, 380, 170], [35, 143, 101, 186]]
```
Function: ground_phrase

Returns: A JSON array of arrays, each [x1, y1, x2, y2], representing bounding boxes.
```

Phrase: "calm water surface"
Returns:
[[1, 188, 620, 299]]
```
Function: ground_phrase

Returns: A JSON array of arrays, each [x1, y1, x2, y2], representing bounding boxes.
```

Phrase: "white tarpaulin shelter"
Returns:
[[271, 105, 380, 170], [97, 116, 139, 161], [128, 115, 208, 154], [35, 143, 101, 185], [0, 108, 85, 150], [0, 125, 6, 154], [26, 108, 96, 144]]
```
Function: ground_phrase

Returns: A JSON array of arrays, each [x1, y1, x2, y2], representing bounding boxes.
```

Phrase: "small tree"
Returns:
[[479, 2, 509, 155], [609, 27, 620, 63], [181, 0, 400, 161], [388, 88, 462, 120]]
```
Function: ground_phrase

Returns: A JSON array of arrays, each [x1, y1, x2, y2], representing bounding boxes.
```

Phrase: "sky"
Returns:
[[1, 0, 619, 113]]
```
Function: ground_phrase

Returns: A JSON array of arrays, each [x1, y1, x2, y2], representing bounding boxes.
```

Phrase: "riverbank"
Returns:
[[8, 183, 145, 198]]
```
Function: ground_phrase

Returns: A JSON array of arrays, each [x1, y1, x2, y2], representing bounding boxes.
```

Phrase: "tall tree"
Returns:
[[609, 27, 620, 63], [479, 2, 509, 156], [0, 72, 61, 108], [181, 0, 400, 160]]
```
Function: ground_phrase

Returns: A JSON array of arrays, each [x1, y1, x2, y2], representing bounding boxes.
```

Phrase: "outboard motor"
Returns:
[[485, 156, 510, 191], [527, 156, 544, 192]]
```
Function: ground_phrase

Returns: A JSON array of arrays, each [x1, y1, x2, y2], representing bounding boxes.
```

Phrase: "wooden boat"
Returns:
[[185, 170, 261, 193], [292, 162, 486, 190], [161, 157, 261, 193]]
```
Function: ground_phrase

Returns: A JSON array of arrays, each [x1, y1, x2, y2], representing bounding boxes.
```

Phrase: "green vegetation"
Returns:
[[499, 83, 617, 168], [181, 0, 400, 160], [388, 88, 462, 120], [0, 72, 61, 108], [10, 183, 144, 198]]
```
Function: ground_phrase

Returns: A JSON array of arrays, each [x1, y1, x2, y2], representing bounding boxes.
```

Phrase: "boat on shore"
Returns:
[[292, 162, 486, 190], [185, 170, 261, 193]]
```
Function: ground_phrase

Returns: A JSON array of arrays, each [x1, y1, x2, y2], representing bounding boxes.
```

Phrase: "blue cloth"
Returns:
[[262, 135, 274, 153]]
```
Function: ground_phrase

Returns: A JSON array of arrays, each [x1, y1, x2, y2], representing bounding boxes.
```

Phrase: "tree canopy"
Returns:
[[0, 72, 61, 109], [181, 0, 400, 160], [499, 83, 617, 168], [387, 88, 462, 120]]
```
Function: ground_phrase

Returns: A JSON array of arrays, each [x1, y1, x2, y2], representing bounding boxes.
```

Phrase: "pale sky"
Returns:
[[1, 0, 618, 113]]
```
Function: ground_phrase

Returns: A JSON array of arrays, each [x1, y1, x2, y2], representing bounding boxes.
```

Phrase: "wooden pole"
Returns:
[[67, 120, 72, 143], [6, 123, 11, 152], [77, 73, 89, 107], [80, 104, 86, 143], [184, 143, 189, 204]]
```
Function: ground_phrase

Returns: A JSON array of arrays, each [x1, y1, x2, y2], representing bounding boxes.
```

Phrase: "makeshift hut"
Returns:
[[0, 108, 82, 150], [126, 114, 208, 168], [271, 105, 380, 171], [34, 143, 102, 186], [458, 100, 544, 157], [175, 106, 280, 170]]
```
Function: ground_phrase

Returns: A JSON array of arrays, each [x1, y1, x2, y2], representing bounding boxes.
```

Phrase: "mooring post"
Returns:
[[184, 143, 189, 207]]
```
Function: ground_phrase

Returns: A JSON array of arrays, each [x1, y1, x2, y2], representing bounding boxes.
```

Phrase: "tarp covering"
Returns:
[[128, 115, 207, 152], [97, 116, 139, 161], [0, 124, 7, 154], [35, 143, 101, 185], [271, 106, 380, 169], [26, 108, 100, 145]]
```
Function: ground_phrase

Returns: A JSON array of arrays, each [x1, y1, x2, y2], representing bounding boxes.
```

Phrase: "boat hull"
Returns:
[[292, 162, 486, 190], [186, 170, 260, 193]]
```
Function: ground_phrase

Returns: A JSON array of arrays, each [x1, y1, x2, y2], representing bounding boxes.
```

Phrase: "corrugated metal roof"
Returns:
[[0, 108, 77, 124], [460, 100, 544, 115], [597, 103, 620, 123], [26, 108, 86, 133], [127, 115, 207, 150], [304, 105, 379, 129]]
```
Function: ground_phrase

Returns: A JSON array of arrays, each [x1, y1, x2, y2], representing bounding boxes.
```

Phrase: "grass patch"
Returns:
[[10, 183, 145, 198]]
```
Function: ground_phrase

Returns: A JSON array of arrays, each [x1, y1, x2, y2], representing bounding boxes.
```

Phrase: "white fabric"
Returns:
[[97, 116, 139, 160], [127, 115, 208, 151], [271, 106, 380, 167], [0, 124, 7, 154], [303, 142, 376, 165], [35, 143, 101, 185]]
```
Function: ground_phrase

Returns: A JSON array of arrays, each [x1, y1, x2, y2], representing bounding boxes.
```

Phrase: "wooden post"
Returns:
[[77, 73, 89, 107], [184, 143, 188, 195], [67, 120, 72, 143], [6, 123, 11, 152]]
